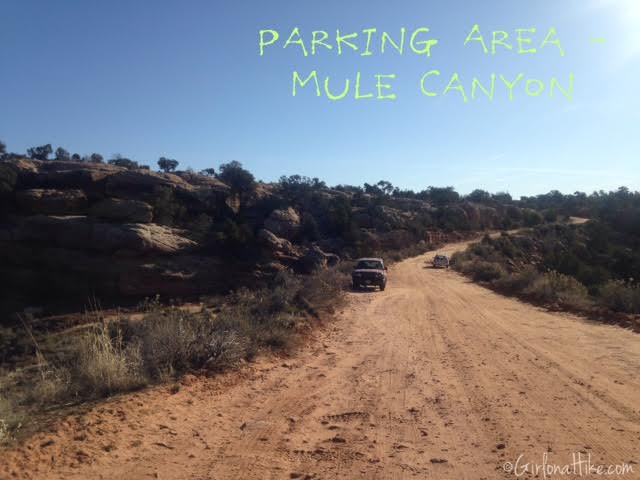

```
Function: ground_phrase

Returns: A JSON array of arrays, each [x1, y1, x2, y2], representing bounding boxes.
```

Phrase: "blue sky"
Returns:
[[1, 0, 638, 197]]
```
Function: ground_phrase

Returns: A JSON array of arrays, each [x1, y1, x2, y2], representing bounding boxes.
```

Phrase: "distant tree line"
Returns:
[[1, 138, 638, 230]]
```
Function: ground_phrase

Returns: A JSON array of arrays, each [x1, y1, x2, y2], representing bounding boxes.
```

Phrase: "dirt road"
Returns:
[[3, 238, 640, 479]]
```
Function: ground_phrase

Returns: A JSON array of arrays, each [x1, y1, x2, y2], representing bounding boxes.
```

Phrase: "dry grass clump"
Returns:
[[9, 267, 345, 405], [0, 266, 349, 444], [0, 396, 23, 445], [74, 324, 146, 397], [28, 364, 71, 404]]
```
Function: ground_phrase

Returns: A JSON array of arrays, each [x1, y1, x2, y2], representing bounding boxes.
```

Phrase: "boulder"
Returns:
[[257, 228, 298, 257], [89, 198, 153, 223], [298, 245, 340, 273], [16, 189, 88, 215], [264, 207, 301, 239], [324, 252, 340, 267]]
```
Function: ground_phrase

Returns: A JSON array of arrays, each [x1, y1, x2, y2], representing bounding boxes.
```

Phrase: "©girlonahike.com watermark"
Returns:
[[503, 453, 635, 478]]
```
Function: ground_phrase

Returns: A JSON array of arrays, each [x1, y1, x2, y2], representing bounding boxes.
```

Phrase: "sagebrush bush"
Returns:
[[461, 260, 506, 283], [598, 280, 640, 314], [1, 266, 349, 436], [454, 237, 599, 313], [524, 271, 591, 309], [493, 266, 540, 293], [133, 308, 247, 376], [299, 267, 349, 311]]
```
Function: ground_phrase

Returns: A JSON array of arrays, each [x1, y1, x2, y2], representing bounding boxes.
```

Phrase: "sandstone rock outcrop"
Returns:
[[16, 189, 88, 215], [257, 228, 302, 265], [105, 169, 195, 200], [264, 207, 301, 239], [0, 158, 39, 194], [89, 198, 153, 223], [0, 156, 538, 317], [8, 215, 196, 254]]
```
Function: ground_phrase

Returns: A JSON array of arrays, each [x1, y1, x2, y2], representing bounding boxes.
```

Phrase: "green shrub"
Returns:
[[217, 160, 255, 193], [598, 280, 640, 314], [134, 308, 245, 376]]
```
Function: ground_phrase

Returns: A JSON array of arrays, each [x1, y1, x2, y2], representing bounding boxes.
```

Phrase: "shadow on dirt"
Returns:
[[350, 287, 383, 294]]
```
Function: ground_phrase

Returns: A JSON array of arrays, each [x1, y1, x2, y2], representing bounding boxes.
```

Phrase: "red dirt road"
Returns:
[[2, 237, 639, 479]]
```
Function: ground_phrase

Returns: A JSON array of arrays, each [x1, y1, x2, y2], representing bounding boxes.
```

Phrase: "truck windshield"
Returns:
[[356, 260, 383, 270]]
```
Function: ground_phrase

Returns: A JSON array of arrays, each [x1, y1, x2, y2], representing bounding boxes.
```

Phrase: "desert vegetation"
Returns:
[[452, 198, 640, 326], [0, 268, 348, 444], [2, 138, 639, 445]]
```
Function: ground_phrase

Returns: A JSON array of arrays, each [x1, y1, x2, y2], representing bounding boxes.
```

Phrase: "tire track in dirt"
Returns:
[[2, 235, 639, 479]]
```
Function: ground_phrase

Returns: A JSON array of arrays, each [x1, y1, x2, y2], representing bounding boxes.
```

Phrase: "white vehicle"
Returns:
[[432, 254, 450, 269]]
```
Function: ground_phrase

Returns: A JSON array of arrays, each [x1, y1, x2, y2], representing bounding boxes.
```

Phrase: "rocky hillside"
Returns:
[[0, 157, 543, 318]]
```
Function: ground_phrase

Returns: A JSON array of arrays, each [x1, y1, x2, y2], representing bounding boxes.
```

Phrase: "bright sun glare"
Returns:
[[592, 0, 640, 61]]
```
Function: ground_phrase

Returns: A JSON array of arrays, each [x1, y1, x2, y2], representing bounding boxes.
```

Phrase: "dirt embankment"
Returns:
[[1, 236, 639, 479]]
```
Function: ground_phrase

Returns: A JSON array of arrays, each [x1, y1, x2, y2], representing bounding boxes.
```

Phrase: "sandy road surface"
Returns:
[[2, 237, 640, 479]]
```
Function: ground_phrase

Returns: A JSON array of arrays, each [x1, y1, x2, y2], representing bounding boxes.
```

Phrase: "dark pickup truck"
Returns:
[[352, 258, 387, 291]]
